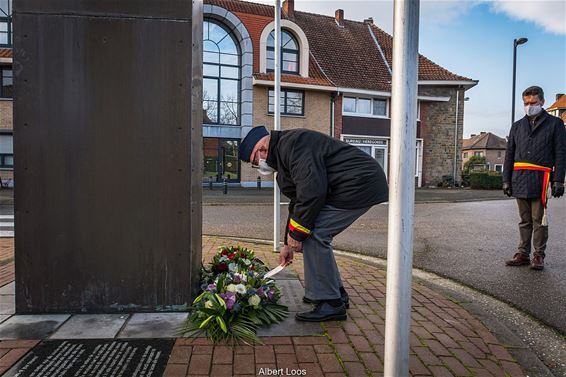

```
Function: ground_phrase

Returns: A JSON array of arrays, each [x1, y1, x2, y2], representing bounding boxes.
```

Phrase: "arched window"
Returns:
[[203, 19, 240, 125], [0, 0, 12, 47], [267, 30, 299, 75]]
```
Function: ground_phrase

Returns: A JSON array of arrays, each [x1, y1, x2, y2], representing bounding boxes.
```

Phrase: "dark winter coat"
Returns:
[[503, 110, 566, 199], [266, 129, 389, 242]]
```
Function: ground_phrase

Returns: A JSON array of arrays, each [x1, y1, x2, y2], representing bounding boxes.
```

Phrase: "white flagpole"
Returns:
[[384, 0, 420, 375], [273, 0, 281, 252]]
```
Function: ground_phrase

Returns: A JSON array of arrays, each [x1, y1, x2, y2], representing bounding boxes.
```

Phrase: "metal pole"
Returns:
[[273, 0, 281, 251], [384, 1, 419, 376], [511, 40, 517, 124], [453, 88, 459, 186]]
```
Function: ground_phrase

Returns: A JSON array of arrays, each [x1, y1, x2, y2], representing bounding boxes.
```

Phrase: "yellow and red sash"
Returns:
[[513, 162, 552, 225]]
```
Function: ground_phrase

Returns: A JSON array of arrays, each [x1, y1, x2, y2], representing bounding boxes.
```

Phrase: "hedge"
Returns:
[[469, 172, 503, 190]]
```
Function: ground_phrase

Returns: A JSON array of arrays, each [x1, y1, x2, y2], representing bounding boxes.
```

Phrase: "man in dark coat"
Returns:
[[503, 86, 565, 270], [239, 126, 388, 321]]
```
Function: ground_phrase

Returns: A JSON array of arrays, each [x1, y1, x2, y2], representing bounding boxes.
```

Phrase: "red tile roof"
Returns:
[[547, 94, 566, 111], [463, 132, 506, 150], [0, 48, 12, 59], [254, 53, 333, 86], [205, 0, 475, 92]]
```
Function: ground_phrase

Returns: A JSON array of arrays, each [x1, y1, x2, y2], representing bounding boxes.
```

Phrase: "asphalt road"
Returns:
[[203, 198, 566, 334]]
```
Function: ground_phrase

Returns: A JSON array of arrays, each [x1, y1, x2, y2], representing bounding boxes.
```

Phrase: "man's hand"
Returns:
[[286, 234, 303, 252], [552, 182, 564, 198], [503, 182, 512, 197], [279, 245, 294, 266]]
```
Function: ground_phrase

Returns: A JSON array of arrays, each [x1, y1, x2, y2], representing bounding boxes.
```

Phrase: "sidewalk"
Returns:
[[202, 188, 511, 206], [0, 237, 531, 376]]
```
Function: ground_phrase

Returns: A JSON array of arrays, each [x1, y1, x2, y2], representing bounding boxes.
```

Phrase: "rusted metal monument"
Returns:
[[13, 0, 203, 313]]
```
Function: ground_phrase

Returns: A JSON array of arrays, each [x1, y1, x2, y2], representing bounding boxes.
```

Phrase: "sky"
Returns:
[[255, 0, 566, 138]]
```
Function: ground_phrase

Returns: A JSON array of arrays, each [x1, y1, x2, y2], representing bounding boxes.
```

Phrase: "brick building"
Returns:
[[462, 132, 507, 173], [0, 0, 478, 188], [547, 93, 566, 126], [0, 0, 12, 187], [203, 0, 477, 187]]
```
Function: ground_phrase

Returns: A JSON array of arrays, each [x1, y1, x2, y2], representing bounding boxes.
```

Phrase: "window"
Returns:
[[343, 96, 388, 117], [0, 133, 12, 169], [474, 151, 483, 157], [1, 68, 12, 98], [268, 89, 304, 116], [463, 152, 468, 158], [267, 30, 299, 74], [494, 164, 503, 173], [497, 151, 502, 158], [203, 138, 240, 182], [0, 0, 11, 47], [203, 19, 240, 126]]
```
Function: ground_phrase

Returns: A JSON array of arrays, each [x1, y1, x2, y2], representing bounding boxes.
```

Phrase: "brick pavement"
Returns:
[[162, 237, 525, 377], [0, 237, 526, 376], [0, 238, 14, 288]]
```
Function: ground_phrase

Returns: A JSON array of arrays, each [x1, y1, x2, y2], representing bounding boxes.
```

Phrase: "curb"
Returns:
[[205, 234, 562, 377]]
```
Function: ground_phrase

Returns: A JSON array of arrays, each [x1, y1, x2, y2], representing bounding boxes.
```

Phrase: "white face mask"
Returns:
[[257, 159, 276, 176], [524, 104, 542, 117]]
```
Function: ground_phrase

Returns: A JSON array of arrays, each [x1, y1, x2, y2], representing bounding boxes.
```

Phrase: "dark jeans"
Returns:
[[516, 198, 548, 257]]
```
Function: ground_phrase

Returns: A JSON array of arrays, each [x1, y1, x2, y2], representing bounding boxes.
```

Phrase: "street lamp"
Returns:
[[511, 37, 528, 123]]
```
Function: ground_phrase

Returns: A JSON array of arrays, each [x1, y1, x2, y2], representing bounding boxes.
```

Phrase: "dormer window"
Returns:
[[267, 30, 299, 75]]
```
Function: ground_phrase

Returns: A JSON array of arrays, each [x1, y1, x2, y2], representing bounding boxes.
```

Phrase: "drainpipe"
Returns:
[[330, 92, 336, 138], [453, 87, 460, 186]]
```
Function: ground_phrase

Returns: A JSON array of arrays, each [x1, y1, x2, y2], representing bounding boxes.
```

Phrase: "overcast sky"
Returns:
[[255, 0, 566, 138]]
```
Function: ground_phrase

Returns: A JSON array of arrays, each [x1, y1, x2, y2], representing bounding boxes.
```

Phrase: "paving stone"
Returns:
[[440, 356, 472, 376], [0, 283, 14, 296], [162, 363, 188, 377], [276, 280, 313, 312], [334, 344, 358, 362], [295, 345, 316, 363], [359, 352, 383, 372], [342, 361, 367, 377], [117, 313, 187, 339], [316, 352, 343, 373], [187, 354, 212, 375], [50, 314, 128, 339], [257, 314, 322, 337], [429, 365, 456, 377], [0, 315, 69, 340]]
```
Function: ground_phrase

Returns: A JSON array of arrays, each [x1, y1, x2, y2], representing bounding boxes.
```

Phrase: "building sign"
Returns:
[[343, 137, 387, 146]]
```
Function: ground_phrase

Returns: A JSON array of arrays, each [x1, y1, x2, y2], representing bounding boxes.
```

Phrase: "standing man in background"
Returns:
[[503, 86, 566, 270]]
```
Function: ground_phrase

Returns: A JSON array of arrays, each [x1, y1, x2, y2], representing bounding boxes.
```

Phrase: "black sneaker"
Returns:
[[295, 301, 347, 322], [303, 292, 350, 308]]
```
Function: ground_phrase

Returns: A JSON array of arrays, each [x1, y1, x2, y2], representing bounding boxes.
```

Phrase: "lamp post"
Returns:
[[511, 38, 528, 124]]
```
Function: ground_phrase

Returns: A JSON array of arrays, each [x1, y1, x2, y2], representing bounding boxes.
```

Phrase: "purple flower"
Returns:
[[206, 283, 217, 292], [267, 288, 275, 301], [256, 287, 264, 297], [233, 275, 241, 284], [221, 291, 237, 310]]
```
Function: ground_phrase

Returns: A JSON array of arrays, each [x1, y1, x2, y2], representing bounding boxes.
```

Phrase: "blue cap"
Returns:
[[239, 126, 269, 162]]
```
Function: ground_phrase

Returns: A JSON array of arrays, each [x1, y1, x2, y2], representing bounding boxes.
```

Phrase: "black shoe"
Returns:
[[295, 301, 347, 322], [303, 292, 350, 309]]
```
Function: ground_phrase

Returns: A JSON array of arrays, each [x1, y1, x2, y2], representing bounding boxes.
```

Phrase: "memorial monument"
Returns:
[[13, 0, 203, 313]]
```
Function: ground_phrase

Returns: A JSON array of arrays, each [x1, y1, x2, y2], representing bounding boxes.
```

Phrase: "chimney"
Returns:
[[557, 93, 565, 101], [283, 0, 294, 19], [363, 17, 374, 24], [480, 132, 486, 135], [335, 9, 344, 27], [470, 134, 476, 137]]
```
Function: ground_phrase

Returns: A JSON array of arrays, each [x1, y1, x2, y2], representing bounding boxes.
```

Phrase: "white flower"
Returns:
[[219, 256, 228, 262], [243, 259, 251, 266], [229, 263, 237, 272], [205, 300, 214, 309], [235, 284, 247, 294], [226, 284, 237, 292], [248, 295, 261, 307]]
